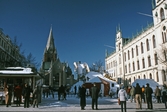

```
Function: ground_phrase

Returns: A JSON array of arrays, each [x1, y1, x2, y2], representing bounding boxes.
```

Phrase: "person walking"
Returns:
[[155, 86, 161, 103], [91, 83, 100, 110], [4, 84, 12, 107], [135, 83, 142, 109], [32, 85, 38, 108], [141, 85, 146, 103], [14, 84, 22, 106], [22, 83, 31, 108], [130, 86, 135, 103], [79, 84, 86, 110], [145, 83, 153, 109], [118, 86, 127, 112], [161, 84, 167, 108]]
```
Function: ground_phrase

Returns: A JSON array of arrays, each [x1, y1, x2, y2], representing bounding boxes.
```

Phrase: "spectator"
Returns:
[[161, 84, 167, 108], [118, 86, 128, 112], [141, 85, 146, 103], [14, 84, 22, 106], [22, 83, 31, 108], [91, 83, 100, 110], [155, 86, 161, 103], [79, 84, 86, 110], [130, 86, 135, 103], [135, 83, 142, 109], [145, 83, 153, 109], [32, 85, 39, 108], [4, 84, 12, 107]]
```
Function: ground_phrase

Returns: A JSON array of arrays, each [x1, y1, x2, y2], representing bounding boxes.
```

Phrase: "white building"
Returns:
[[105, 0, 167, 86]]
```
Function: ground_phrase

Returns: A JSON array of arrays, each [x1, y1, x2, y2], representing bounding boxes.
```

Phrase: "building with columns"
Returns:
[[105, 0, 167, 86], [40, 27, 75, 90]]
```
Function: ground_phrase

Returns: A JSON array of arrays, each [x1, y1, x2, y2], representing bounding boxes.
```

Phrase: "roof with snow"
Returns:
[[0, 67, 38, 76]]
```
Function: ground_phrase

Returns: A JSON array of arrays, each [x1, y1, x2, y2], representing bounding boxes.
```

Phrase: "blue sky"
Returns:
[[0, 0, 153, 71]]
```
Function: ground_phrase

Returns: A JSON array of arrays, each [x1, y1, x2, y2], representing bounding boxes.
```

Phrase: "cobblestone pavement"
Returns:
[[0, 95, 167, 112]]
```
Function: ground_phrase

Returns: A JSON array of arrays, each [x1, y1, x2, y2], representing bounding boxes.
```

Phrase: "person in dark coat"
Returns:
[[135, 83, 142, 109], [22, 83, 31, 108], [91, 83, 100, 110], [14, 84, 22, 106], [79, 84, 86, 110], [155, 86, 161, 103], [145, 83, 153, 109]]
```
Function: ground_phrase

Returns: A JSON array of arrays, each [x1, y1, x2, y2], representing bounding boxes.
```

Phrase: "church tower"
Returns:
[[43, 26, 57, 62]]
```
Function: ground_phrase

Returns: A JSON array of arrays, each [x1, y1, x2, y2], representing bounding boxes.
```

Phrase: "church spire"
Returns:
[[46, 26, 56, 52]]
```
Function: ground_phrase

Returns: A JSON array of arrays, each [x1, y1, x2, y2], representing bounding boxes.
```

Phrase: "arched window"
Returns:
[[143, 74, 146, 79], [152, 35, 156, 48], [146, 39, 150, 51], [136, 45, 138, 56], [138, 76, 140, 79], [133, 62, 135, 71], [150, 73, 152, 79], [132, 48, 134, 58], [134, 77, 135, 81], [160, 8, 165, 21], [148, 56, 151, 67], [124, 52, 126, 61], [154, 53, 158, 65], [128, 50, 130, 60], [142, 58, 145, 68], [141, 42, 144, 53], [156, 72, 159, 82]]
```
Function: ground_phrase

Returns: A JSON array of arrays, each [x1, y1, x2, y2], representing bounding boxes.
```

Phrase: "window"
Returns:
[[128, 50, 130, 60], [124, 52, 126, 61], [154, 53, 158, 65], [164, 50, 167, 61], [129, 63, 131, 73], [142, 58, 145, 68], [132, 48, 134, 58], [146, 39, 150, 51], [143, 75, 146, 79], [156, 72, 159, 82], [136, 45, 138, 56], [152, 35, 156, 48], [148, 56, 151, 67], [160, 8, 165, 21], [137, 60, 140, 70], [141, 42, 144, 53], [150, 73, 152, 79], [132, 62, 135, 71]]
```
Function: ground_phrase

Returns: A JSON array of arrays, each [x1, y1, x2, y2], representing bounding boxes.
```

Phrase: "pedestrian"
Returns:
[[79, 84, 86, 110], [22, 83, 31, 108], [118, 86, 127, 112], [49, 85, 54, 98], [155, 86, 161, 103], [161, 84, 167, 108], [130, 86, 135, 103], [91, 83, 100, 110], [32, 85, 38, 108], [74, 86, 77, 95], [14, 84, 22, 106], [141, 85, 146, 103], [145, 83, 153, 109], [126, 86, 131, 99], [4, 84, 12, 107], [134, 83, 142, 109]]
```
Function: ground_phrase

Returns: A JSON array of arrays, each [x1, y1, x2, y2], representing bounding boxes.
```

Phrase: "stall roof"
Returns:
[[0, 67, 36, 75]]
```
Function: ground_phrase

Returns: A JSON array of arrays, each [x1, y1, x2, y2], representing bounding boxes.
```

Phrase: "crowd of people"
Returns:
[[4, 83, 39, 108], [117, 83, 167, 112]]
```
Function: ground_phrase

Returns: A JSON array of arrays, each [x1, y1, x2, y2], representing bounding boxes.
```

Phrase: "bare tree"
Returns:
[[157, 44, 167, 66], [89, 60, 103, 72]]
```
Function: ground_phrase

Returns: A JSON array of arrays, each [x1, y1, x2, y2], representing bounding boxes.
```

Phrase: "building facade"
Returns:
[[105, 0, 167, 86], [0, 29, 20, 68], [40, 27, 75, 90]]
